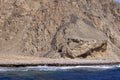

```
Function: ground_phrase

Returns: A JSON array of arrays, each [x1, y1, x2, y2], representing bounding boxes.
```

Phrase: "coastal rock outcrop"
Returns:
[[0, 0, 120, 60]]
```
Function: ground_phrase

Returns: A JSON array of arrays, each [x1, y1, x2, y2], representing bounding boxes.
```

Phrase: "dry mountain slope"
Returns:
[[0, 0, 120, 61]]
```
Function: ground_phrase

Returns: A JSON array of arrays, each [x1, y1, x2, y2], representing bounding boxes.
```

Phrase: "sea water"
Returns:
[[0, 65, 120, 80]]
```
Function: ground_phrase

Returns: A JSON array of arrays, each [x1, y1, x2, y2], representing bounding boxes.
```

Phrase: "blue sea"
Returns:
[[0, 65, 120, 80]]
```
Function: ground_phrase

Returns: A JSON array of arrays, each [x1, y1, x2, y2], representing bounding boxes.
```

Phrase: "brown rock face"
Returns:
[[0, 0, 120, 60]]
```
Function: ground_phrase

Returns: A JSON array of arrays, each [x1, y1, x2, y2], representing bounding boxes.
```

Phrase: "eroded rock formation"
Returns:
[[0, 0, 120, 60]]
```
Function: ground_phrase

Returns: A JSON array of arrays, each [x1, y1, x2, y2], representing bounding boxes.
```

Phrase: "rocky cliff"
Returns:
[[0, 0, 120, 60]]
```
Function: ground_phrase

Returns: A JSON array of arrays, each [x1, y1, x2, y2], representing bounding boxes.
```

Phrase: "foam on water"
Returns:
[[0, 65, 119, 72]]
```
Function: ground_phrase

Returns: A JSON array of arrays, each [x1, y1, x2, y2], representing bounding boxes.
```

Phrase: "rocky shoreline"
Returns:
[[0, 0, 120, 61], [0, 0, 120, 65], [0, 55, 119, 67], [0, 58, 119, 67]]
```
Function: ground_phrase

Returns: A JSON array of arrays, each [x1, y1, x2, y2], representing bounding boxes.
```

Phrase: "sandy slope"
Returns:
[[0, 0, 120, 61]]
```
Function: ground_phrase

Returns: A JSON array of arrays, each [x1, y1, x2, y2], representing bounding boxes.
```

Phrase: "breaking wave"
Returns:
[[0, 65, 120, 72]]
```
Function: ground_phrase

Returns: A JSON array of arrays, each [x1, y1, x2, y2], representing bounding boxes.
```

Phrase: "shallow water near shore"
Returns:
[[0, 65, 120, 80]]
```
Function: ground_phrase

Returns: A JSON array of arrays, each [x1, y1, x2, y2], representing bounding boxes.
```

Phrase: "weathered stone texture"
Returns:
[[0, 0, 120, 60]]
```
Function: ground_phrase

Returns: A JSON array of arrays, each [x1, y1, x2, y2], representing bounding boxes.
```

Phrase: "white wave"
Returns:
[[0, 65, 119, 72]]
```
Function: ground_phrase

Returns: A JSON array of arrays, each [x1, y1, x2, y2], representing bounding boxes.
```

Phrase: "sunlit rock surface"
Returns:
[[0, 0, 120, 61]]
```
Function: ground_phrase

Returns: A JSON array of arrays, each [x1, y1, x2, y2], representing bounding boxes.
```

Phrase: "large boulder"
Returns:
[[0, 0, 120, 60]]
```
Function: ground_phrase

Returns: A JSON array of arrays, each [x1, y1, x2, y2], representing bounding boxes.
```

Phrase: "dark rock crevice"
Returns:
[[78, 42, 107, 58]]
